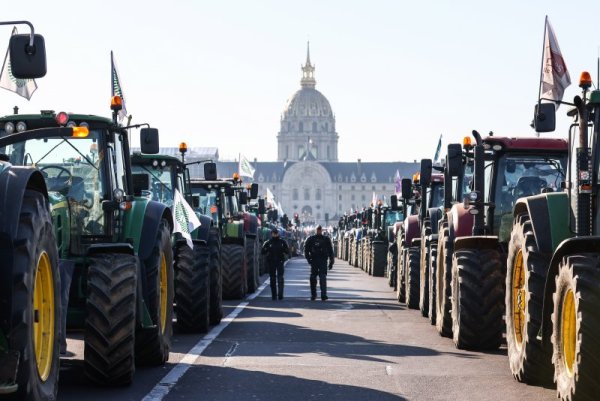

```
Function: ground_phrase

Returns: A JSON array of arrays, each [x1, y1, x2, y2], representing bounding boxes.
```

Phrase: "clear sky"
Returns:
[[1, 0, 598, 162]]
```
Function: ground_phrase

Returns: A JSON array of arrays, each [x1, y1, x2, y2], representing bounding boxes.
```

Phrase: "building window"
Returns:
[[372, 185, 376, 191], [304, 188, 310, 200], [288, 122, 291, 131], [362, 194, 366, 201], [285, 145, 289, 159], [338, 194, 342, 201], [293, 188, 298, 201], [351, 194, 355, 201], [272, 185, 276, 190], [317, 213, 321, 221], [327, 145, 330, 159], [339, 204, 342, 210], [351, 185, 355, 191], [316, 188, 322, 201], [338, 185, 342, 190], [382, 186, 386, 191], [362, 185, 365, 191], [312, 121, 317, 132], [299, 122, 304, 132]]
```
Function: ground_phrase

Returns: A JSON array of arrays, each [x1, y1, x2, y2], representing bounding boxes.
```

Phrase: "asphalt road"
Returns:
[[58, 257, 557, 401]]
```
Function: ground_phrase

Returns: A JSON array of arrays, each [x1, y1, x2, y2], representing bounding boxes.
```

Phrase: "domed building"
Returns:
[[166, 44, 419, 226]]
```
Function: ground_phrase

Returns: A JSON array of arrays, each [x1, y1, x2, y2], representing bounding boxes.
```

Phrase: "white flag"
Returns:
[[0, 27, 37, 100], [372, 192, 377, 206], [111, 51, 128, 123], [266, 187, 275, 207], [239, 154, 255, 179], [540, 17, 570, 104], [173, 189, 201, 249]]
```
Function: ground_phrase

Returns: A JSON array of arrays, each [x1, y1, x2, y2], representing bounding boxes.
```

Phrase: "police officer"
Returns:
[[304, 225, 334, 300], [261, 228, 289, 300]]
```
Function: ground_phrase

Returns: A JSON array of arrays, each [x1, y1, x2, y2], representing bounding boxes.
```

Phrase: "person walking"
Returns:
[[304, 225, 335, 301], [261, 228, 289, 300]]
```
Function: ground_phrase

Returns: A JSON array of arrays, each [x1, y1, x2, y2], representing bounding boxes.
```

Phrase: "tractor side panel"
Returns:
[[450, 203, 474, 238], [243, 213, 259, 236], [125, 198, 173, 260], [191, 214, 212, 243], [404, 215, 420, 245]]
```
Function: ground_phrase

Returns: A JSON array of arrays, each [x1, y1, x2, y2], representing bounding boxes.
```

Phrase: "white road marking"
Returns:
[[142, 278, 270, 401], [385, 365, 393, 376]]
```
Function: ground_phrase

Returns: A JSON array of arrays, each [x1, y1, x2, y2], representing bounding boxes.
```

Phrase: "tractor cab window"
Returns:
[[190, 186, 220, 224], [428, 183, 444, 208], [110, 132, 128, 192], [0, 129, 106, 236], [131, 162, 175, 207], [384, 210, 403, 226]]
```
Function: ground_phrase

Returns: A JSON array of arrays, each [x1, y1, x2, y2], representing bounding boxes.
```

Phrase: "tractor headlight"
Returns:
[[16, 121, 27, 132], [4, 122, 15, 134], [79, 122, 89, 128], [66, 121, 77, 128], [469, 191, 478, 201], [152, 160, 159, 167], [113, 188, 125, 202]]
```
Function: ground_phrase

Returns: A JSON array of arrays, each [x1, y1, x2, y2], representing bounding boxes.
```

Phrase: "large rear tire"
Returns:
[[174, 242, 210, 333], [505, 213, 553, 384], [208, 227, 223, 325], [85, 253, 137, 385], [221, 243, 246, 300], [372, 241, 387, 277], [396, 247, 406, 303], [405, 247, 420, 309], [552, 254, 600, 401], [451, 248, 504, 350], [428, 240, 438, 325], [435, 226, 453, 337], [9, 190, 60, 399], [419, 221, 432, 317], [135, 219, 174, 366], [245, 237, 259, 294]]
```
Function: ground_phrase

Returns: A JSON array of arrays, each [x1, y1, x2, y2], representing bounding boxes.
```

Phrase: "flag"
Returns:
[[540, 17, 570, 104], [0, 27, 37, 100], [111, 51, 128, 122], [239, 154, 255, 179], [372, 192, 377, 206], [394, 170, 402, 194], [433, 134, 442, 162], [173, 189, 201, 249], [266, 187, 275, 207]]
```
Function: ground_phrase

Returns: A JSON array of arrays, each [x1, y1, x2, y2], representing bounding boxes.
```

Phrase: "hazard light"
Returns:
[[56, 112, 69, 126], [111, 96, 123, 111], [72, 127, 89, 138], [580, 71, 592, 89]]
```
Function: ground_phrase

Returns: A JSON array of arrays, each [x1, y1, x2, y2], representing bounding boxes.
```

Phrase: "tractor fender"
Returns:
[[454, 235, 498, 252], [191, 214, 212, 243], [0, 165, 48, 239], [426, 207, 442, 235], [513, 192, 571, 255], [539, 236, 600, 345], [243, 212, 259, 236], [450, 203, 474, 238], [137, 200, 173, 261], [404, 215, 420, 246]]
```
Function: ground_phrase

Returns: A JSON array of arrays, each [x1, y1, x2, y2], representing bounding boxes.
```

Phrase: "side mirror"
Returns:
[[250, 183, 259, 199], [204, 162, 217, 181], [132, 173, 149, 196], [390, 194, 399, 210], [239, 192, 248, 205], [140, 128, 159, 154], [258, 198, 266, 214], [225, 186, 234, 196], [401, 178, 412, 200], [446, 144, 462, 177], [9, 34, 47, 78], [533, 103, 556, 133], [420, 159, 432, 187], [192, 196, 200, 208]]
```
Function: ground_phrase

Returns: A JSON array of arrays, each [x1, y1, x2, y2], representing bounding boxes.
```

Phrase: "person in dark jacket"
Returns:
[[304, 225, 335, 300], [261, 228, 289, 300]]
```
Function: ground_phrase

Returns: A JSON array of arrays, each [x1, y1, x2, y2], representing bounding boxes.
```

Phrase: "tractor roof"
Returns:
[[131, 153, 182, 166], [0, 112, 112, 126], [483, 137, 567, 152], [189, 179, 233, 188]]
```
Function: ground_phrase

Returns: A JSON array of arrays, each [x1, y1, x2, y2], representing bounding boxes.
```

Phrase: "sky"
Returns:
[[1, 0, 599, 162]]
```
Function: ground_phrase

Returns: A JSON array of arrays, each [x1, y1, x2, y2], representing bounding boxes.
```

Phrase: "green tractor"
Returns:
[[189, 169, 259, 299], [131, 152, 223, 332], [0, 99, 176, 387], [365, 202, 404, 277], [505, 73, 600, 400]]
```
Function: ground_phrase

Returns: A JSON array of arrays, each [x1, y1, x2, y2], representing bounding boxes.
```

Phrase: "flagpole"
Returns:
[[535, 16, 548, 137]]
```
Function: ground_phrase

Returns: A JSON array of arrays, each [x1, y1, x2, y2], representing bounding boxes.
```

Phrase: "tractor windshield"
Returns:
[[131, 163, 175, 207], [429, 182, 444, 208], [384, 210, 403, 226], [191, 186, 220, 224], [0, 129, 106, 236]]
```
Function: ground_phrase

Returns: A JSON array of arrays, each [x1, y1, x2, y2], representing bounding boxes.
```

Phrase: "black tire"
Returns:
[[505, 213, 553, 384], [221, 243, 246, 300], [245, 236, 259, 294], [208, 227, 223, 325], [551, 254, 600, 401], [85, 253, 137, 385], [8, 190, 60, 399], [428, 240, 438, 325], [372, 241, 387, 277], [451, 248, 504, 350], [405, 247, 420, 309], [174, 242, 210, 333], [135, 219, 174, 366], [419, 221, 432, 317], [397, 247, 406, 303], [435, 226, 453, 337]]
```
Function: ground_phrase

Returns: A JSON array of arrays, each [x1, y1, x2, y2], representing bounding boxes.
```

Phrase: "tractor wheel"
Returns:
[[428, 240, 438, 325], [451, 248, 504, 350], [372, 241, 387, 277], [135, 219, 174, 366], [396, 248, 406, 303], [405, 247, 420, 309], [419, 220, 432, 317], [174, 242, 210, 333], [552, 254, 600, 401], [435, 226, 453, 337], [505, 213, 553, 384], [85, 253, 137, 385], [245, 236, 259, 294], [221, 243, 246, 299], [208, 227, 223, 325], [9, 190, 60, 399]]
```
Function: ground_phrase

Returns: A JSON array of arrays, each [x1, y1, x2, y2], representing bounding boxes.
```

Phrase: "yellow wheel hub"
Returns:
[[159, 253, 168, 334], [33, 251, 55, 381], [512, 249, 526, 349], [562, 289, 577, 378]]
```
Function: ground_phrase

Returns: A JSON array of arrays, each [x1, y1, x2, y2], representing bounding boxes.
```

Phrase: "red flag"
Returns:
[[540, 17, 571, 103]]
